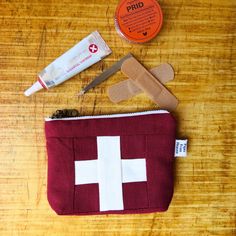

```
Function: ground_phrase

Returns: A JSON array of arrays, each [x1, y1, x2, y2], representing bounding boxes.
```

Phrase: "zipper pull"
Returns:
[[51, 109, 79, 119]]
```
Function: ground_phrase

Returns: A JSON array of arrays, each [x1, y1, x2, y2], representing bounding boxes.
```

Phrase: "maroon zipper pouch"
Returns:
[[45, 110, 176, 215]]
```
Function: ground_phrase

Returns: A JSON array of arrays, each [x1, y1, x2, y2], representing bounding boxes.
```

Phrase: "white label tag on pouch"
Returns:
[[175, 139, 188, 157]]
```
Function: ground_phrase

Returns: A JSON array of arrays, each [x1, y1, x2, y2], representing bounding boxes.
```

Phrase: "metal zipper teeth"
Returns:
[[45, 110, 169, 122]]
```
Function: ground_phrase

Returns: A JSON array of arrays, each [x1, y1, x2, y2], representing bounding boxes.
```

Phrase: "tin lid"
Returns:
[[115, 0, 163, 43]]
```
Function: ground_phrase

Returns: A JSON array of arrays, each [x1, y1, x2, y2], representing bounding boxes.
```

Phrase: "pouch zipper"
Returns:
[[45, 110, 169, 122]]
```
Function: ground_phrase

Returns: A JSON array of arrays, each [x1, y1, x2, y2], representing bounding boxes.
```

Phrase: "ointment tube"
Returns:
[[24, 31, 111, 96]]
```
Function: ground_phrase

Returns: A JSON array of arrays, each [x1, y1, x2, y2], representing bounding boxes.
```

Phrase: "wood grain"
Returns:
[[0, 0, 235, 235]]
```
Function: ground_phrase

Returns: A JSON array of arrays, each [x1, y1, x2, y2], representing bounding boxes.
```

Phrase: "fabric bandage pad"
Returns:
[[108, 63, 175, 103], [121, 57, 178, 111], [45, 111, 176, 215]]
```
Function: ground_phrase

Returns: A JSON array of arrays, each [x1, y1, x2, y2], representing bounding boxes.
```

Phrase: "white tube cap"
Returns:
[[24, 81, 43, 96]]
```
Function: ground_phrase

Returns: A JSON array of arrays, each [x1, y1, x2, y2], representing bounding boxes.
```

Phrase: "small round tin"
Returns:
[[115, 0, 163, 43]]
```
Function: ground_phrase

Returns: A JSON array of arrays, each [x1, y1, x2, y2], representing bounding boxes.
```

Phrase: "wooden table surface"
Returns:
[[0, 0, 235, 235]]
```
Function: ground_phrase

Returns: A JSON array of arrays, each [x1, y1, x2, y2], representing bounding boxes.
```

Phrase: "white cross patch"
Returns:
[[75, 136, 147, 211]]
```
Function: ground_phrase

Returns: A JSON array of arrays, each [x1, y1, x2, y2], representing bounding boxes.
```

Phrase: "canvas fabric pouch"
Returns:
[[45, 110, 176, 215]]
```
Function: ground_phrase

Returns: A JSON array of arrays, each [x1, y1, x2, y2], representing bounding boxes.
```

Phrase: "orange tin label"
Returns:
[[115, 0, 163, 43]]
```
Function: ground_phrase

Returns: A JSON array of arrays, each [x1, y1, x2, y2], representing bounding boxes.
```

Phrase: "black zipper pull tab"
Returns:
[[51, 109, 79, 119]]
